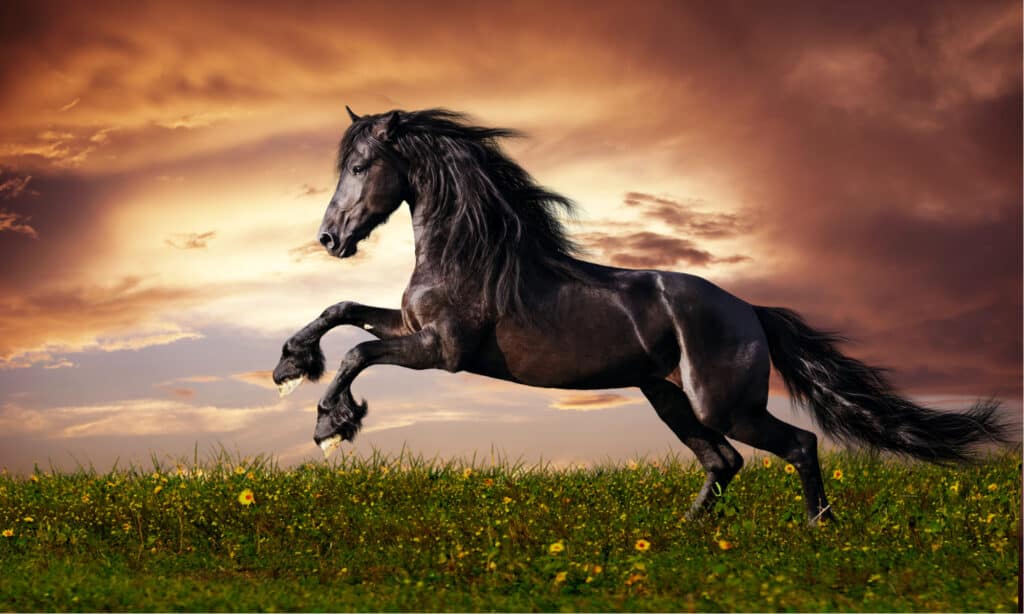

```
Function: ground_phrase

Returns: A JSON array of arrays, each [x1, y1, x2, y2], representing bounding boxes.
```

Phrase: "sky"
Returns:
[[0, 0, 1020, 473]]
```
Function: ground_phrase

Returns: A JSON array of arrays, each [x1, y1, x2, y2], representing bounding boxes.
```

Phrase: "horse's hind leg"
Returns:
[[641, 380, 744, 519], [728, 407, 835, 524]]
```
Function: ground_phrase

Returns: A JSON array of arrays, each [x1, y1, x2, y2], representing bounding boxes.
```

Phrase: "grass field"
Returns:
[[1, 450, 1020, 611]]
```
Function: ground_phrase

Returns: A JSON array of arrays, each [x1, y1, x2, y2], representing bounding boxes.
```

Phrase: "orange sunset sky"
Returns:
[[0, 0, 1020, 473]]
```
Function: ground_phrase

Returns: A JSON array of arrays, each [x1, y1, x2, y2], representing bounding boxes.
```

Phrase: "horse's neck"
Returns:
[[408, 196, 445, 270]]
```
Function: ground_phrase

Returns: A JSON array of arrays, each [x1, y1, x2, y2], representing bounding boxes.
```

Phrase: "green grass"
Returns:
[[0, 450, 1019, 611]]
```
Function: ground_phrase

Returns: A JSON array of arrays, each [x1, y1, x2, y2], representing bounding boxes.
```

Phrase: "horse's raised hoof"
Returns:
[[318, 434, 343, 458], [277, 376, 304, 397], [273, 342, 326, 389], [313, 391, 368, 456]]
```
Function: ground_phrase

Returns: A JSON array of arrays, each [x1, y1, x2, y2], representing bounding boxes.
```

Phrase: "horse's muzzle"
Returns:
[[318, 231, 338, 251]]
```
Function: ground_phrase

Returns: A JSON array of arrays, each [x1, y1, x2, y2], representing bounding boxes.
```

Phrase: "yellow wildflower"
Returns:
[[625, 572, 644, 586], [22, 516, 33, 523], [554, 571, 567, 584], [762, 457, 772, 469], [2, 529, 12, 538], [593, 565, 603, 574], [832, 469, 843, 481], [949, 482, 959, 494], [237, 488, 255, 506], [784, 464, 796, 474], [30, 475, 39, 482], [235, 466, 246, 475], [718, 539, 734, 551], [462, 467, 473, 479], [482, 478, 494, 487], [634, 539, 651, 552], [987, 483, 997, 492], [153, 485, 163, 495], [81, 494, 90, 503], [502, 496, 513, 505], [548, 540, 565, 555]]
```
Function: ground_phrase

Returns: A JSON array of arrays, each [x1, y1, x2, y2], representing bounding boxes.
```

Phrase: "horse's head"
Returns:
[[318, 107, 410, 258]]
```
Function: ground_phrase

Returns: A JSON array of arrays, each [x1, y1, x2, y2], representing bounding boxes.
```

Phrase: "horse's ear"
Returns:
[[346, 105, 360, 123], [372, 111, 402, 142]]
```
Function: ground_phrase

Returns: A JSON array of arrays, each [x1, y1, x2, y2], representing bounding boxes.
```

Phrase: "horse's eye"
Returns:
[[352, 164, 366, 175]]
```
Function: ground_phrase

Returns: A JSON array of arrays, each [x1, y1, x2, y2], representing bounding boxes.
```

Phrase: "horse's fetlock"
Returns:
[[724, 449, 744, 474]]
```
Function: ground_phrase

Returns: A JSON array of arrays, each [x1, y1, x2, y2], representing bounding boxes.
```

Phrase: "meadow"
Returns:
[[0, 449, 1019, 612]]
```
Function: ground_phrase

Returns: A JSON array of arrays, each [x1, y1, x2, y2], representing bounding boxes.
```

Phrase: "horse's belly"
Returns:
[[468, 306, 673, 390]]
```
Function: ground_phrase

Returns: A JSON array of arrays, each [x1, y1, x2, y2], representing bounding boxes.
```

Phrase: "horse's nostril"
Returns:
[[319, 232, 336, 250]]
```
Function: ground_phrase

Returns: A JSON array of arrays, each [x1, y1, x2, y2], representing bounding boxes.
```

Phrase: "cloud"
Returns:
[[288, 240, 326, 262], [551, 392, 640, 411], [58, 97, 80, 112], [168, 375, 223, 384], [230, 370, 276, 390], [0, 277, 203, 369], [0, 127, 113, 167], [170, 387, 195, 399], [155, 111, 233, 130], [298, 184, 328, 198], [580, 231, 748, 269], [59, 98, 80, 112], [0, 397, 289, 439], [0, 209, 37, 238], [623, 192, 754, 239], [0, 171, 35, 199], [165, 231, 216, 249]]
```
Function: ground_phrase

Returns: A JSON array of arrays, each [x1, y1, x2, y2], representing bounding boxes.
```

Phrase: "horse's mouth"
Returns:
[[334, 234, 364, 258], [324, 240, 358, 259]]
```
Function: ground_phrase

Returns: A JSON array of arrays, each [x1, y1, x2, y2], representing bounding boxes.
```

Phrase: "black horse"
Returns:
[[273, 107, 1008, 523]]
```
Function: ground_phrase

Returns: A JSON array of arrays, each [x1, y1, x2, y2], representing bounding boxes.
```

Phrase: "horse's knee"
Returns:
[[321, 300, 355, 322]]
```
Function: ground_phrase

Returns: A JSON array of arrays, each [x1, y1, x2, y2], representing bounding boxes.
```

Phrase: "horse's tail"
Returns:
[[753, 305, 1010, 463]]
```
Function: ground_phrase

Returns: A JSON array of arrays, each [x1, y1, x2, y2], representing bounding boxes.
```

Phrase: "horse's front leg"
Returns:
[[313, 327, 447, 455], [272, 301, 406, 396]]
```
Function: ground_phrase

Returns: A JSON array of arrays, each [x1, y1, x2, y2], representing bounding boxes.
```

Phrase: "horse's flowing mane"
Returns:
[[343, 109, 586, 319]]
